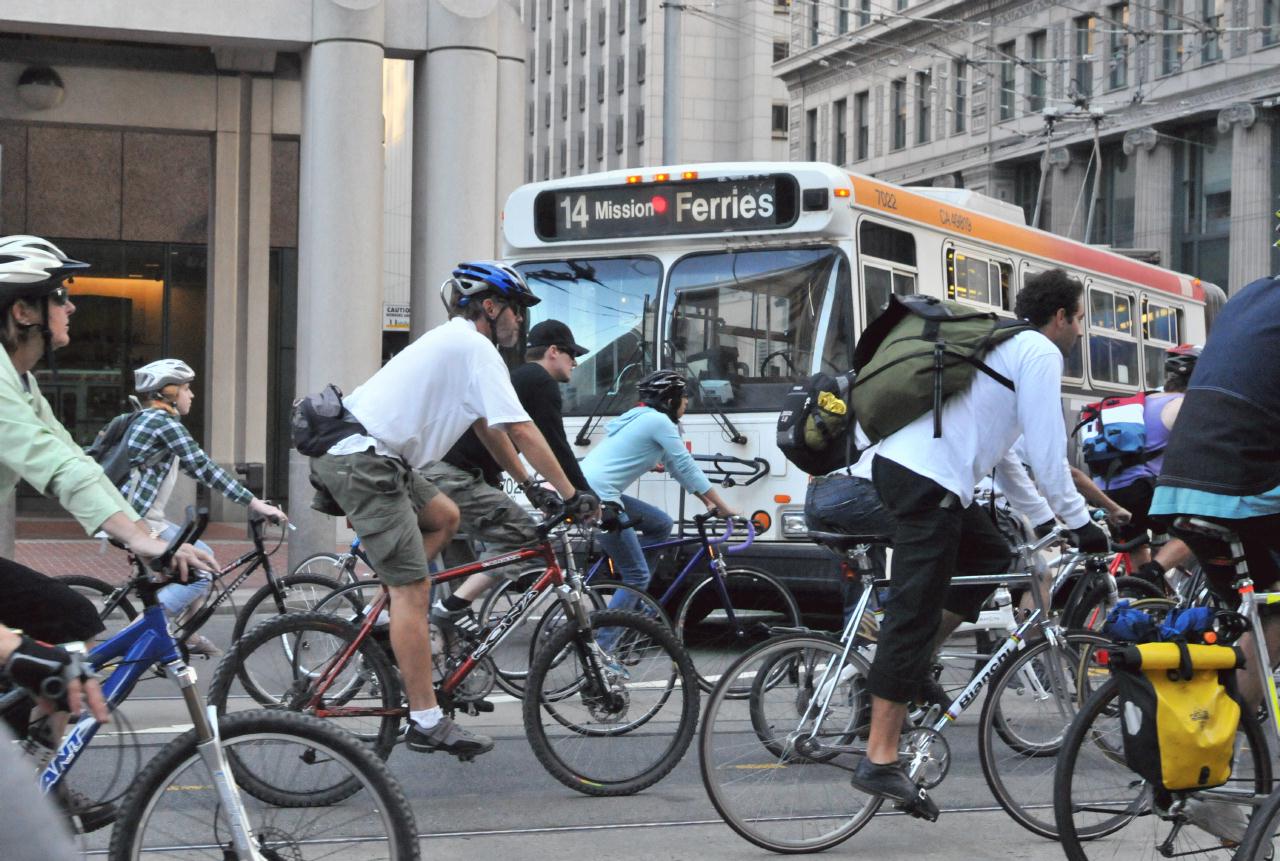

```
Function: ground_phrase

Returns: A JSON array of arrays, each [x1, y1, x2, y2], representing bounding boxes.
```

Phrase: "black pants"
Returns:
[[1168, 512, 1280, 604], [868, 456, 1014, 704]]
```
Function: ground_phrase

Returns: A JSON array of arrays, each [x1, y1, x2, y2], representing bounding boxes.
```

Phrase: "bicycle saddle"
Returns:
[[1172, 516, 1240, 543], [808, 529, 892, 549]]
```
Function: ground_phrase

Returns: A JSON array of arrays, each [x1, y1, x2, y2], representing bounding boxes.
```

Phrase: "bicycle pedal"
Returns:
[[893, 788, 940, 822], [470, 699, 495, 713]]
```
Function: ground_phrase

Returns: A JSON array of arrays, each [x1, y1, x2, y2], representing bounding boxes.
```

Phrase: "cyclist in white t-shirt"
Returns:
[[310, 262, 597, 759]]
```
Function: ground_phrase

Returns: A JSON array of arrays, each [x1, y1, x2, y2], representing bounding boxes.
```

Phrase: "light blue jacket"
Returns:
[[581, 406, 712, 504]]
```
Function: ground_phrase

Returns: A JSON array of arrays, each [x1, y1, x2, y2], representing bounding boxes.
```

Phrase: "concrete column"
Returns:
[[244, 76, 274, 470], [494, 2, 528, 235], [289, 0, 386, 569], [1221, 103, 1273, 291], [1126, 126, 1174, 268], [1048, 148, 1089, 241], [410, 0, 509, 337]]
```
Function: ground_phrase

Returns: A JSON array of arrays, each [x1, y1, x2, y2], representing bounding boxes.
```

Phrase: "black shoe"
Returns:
[[849, 757, 920, 804], [56, 784, 117, 833], [404, 716, 494, 760], [1133, 561, 1167, 590]]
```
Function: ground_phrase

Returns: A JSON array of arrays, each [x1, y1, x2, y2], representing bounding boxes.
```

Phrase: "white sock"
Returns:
[[411, 707, 444, 731]]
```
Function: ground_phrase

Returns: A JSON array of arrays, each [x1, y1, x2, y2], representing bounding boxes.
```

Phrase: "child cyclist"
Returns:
[[118, 359, 287, 655], [580, 370, 739, 617]]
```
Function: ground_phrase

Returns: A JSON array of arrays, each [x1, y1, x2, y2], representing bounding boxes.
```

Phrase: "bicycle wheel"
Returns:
[[523, 608, 699, 796], [229, 572, 344, 644], [1054, 677, 1271, 861], [978, 630, 1111, 838], [700, 634, 880, 853], [292, 550, 372, 585], [57, 574, 136, 639], [207, 611, 402, 766], [674, 566, 801, 692], [1235, 781, 1280, 860], [1064, 575, 1170, 631], [108, 709, 418, 861]]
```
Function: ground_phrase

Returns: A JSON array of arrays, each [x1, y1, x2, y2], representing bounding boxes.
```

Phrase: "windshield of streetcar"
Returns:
[[517, 256, 661, 416]]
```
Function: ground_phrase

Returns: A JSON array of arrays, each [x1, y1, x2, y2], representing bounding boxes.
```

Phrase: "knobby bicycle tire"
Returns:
[[674, 566, 802, 693], [108, 709, 419, 861], [522, 608, 699, 796], [699, 633, 880, 854], [207, 610, 403, 803], [1054, 676, 1271, 861]]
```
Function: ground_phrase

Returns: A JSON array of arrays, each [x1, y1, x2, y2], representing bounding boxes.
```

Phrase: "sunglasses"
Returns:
[[48, 286, 71, 306]]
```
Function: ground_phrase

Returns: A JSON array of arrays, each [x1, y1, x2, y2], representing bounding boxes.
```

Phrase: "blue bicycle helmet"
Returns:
[[449, 261, 541, 309]]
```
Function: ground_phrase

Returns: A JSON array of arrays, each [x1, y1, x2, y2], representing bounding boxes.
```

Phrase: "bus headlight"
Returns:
[[781, 511, 808, 538]]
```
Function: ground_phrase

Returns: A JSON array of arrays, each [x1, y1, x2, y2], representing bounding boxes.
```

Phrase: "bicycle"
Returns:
[[0, 511, 419, 860], [1054, 515, 1280, 861], [57, 509, 348, 655], [697, 523, 1160, 853], [207, 505, 701, 797]]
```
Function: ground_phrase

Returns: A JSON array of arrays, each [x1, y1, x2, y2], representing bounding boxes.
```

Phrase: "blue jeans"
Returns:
[[597, 495, 673, 614], [155, 524, 214, 618]]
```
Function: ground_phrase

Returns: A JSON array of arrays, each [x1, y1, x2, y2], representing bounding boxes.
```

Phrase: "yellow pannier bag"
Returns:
[[1110, 642, 1243, 792]]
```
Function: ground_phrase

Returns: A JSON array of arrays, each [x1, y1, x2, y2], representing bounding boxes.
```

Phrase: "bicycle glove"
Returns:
[[1071, 521, 1110, 554], [519, 480, 561, 516], [4, 636, 84, 711], [564, 490, 599, 519], [1033, 519, 1057, 539]]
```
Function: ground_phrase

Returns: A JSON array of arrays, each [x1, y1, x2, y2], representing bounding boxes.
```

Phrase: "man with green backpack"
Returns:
[[848, 269, 1110, 816]]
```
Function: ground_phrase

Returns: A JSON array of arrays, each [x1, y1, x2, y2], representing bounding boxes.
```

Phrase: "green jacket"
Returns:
[[0, 349, 137, 535]]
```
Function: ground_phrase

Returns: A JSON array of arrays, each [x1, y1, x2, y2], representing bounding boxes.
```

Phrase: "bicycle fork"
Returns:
[[170, 661, 265, 861]]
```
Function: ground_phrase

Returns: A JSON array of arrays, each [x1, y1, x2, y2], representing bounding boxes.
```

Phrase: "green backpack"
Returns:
[[851, 294, 1032, 443]]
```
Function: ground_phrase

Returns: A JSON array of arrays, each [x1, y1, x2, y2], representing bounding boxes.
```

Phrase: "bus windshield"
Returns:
[[667, 246, 842, 413], [517, 256, 661, 416]]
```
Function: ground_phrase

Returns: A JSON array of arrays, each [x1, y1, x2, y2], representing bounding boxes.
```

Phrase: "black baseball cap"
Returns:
[[527, 319, 589, 358]]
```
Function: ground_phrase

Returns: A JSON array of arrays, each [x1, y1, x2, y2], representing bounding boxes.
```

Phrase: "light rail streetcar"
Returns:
[[500, 162, 1221, 618]]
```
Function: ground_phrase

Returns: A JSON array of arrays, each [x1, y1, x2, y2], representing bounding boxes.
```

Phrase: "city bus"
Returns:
[[500, 161, 1220, 614]]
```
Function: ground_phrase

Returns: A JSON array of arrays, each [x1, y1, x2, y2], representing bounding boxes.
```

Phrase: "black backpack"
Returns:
[[291, 384, 368, 457], [86, 410, 145, 486], [776, 370, 860, 476]]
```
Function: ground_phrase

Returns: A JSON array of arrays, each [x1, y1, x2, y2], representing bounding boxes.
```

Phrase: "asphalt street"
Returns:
[[57, 614, 1091, 860]]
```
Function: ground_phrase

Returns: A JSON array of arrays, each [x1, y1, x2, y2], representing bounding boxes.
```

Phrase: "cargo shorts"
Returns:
[[420, 461, 540, 577], [310, 449, 440, 587]]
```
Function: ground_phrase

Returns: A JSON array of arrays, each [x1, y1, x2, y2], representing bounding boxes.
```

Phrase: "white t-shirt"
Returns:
[[876, 329, 1090, 530], [328, 317, 530, 469]]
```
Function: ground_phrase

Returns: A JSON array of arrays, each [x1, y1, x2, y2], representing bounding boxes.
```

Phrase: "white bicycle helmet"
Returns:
[[0, 235, 89, 304], [134, 359, 195, 394]]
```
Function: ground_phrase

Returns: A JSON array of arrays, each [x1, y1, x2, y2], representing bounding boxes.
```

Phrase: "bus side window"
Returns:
[[858, 219, 917, 327], [1087, 285, 1139, 388], [1141, 296, 1183, 388]]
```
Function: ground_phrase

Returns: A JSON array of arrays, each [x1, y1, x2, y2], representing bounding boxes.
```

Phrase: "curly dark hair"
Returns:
[[1014, 268, 1083, 327]]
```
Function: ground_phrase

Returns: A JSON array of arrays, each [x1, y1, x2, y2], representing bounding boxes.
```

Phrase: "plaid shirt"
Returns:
[[118, 408, 253, 516]]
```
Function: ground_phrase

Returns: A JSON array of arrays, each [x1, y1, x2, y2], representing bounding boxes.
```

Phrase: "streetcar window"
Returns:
[[858, 219, 917, 326], [1087, 286, 1139, 388], [667, 247, 841, 412], [858, 221, 916, 266], [517, 256, 662, 416], [862, 264, 915, 327], [1141, 297, 1183, 388], [946, 247, 1013, 309]]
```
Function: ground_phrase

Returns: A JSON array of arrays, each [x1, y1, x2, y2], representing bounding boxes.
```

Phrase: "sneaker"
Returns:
[[849, 757, 920, 804], [56, 784, 117, 833], [185, 634, 223, 658], [404, 716, 494, 759], [1182, 796, 1250, 847], [430, 600, 483, 640]]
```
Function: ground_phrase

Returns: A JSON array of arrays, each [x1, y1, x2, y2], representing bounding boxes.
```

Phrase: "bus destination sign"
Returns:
[[533, 174, 798, 241]]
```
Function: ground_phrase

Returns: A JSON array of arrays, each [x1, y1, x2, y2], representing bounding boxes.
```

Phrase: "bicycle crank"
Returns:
[[899, 726, 950, 790]]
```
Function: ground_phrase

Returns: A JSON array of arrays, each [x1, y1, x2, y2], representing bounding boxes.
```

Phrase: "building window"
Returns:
[[543, 92, 551, 127], [1073, 16, 1094, 99], [773, 40, 789, 62], [577, 73, 586, 111], [837, 0, 850, 33], [578, 19, 587, 54], [528, 49, 535, 82], [895, 0, 907, 9], [615, 56, 625, 92], [576, 132, 585, 168], [638, 0, 647, 22], [891, 78, 907, 149], [1202, 0, 1224, 63], [614, 114, 624, 152], [771, 103, 789, 138], [952, 58, 967, 134], [598, 7, 606, 43], [617, 0, 626, 33], [915, 70, 931, 144], [1108, 3, 1129, 89], [595, 123, 605, 161], [1266, 0, 1280, 46], [528, 0, 536, 29], [1176, 124, 1232, 288], [527, 100, 535, 135], [1090, 146, 1136, 247], [806, 108, 818, 160], [559, 83, 568, 120], [998, 42, 1015, 120], [810, 1, 820, 47], [636, 45, 645, 83], [596, 63, 605, 102], [560, 26, 569, 65], [542, 146, 550, 180], [546, 0, 552, 20], [558, 139, 567, 176], [544, 38, 552, 74], [854, 90, 869, 160], [635, 106, 645, 143], [527, 153, 534, 182], [774, 0, 789, 11], [1161, 0, 1183, 75], [1028, 31, 1047, 113], [833, 98, 848, 164], [858, 0, 871, 26]]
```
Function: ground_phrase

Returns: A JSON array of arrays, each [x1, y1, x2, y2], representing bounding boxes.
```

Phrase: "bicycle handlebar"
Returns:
[[692, 512, 756, 553]]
